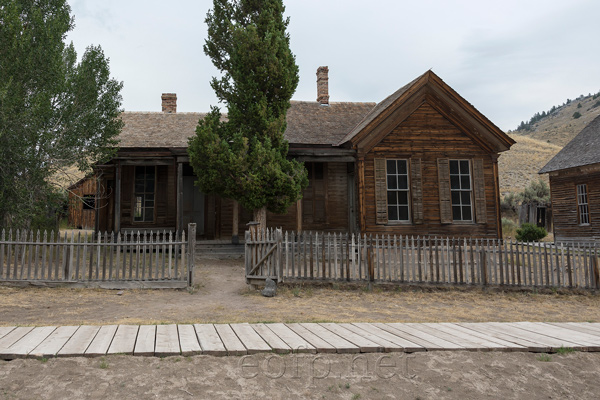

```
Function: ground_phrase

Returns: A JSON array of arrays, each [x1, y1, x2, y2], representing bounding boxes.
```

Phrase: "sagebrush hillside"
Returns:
[[498, 90, 600, 194]]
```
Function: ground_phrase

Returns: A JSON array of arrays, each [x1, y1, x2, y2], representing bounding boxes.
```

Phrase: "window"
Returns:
[[303, 162, 326, 224], [577, 184, 590, 225], [82, 195, 95, 210], [449, 160, 473, 221], [134, 166, 156, 222], [386, 159, 410, 221]]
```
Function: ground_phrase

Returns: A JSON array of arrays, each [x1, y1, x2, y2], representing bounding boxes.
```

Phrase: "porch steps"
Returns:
[[195, 242, 245, 259]]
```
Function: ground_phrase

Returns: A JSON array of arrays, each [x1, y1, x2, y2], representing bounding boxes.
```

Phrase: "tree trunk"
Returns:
[[253, 206, 267, 234]]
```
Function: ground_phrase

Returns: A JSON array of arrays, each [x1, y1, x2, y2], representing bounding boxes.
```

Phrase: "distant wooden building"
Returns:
[[86, 69, 513, 239], [68, 176, 97, 230], [540, 115, 600, 242]]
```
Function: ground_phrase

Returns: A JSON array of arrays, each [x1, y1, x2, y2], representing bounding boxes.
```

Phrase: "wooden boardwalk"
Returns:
[[1, 322, 600, 359]]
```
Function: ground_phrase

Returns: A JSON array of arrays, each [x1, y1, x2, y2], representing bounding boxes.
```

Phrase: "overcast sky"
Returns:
[[66, 0, 600, 131]]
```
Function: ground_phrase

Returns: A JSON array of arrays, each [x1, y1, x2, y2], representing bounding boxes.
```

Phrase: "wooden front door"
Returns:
[[183, 176, 205, 235]]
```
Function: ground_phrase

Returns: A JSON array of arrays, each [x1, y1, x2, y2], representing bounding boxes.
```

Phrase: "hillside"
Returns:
[[497, 90, 600, 195]]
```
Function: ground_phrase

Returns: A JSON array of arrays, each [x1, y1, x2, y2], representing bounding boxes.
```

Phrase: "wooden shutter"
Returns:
[[410, 158, 424, 224], [437, 158, 452, 224], [374, 158, 388, 224], [473, 158, 487, 224]]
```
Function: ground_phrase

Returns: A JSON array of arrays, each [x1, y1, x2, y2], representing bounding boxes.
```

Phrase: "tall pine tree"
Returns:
[[188, 0, 307, 231]]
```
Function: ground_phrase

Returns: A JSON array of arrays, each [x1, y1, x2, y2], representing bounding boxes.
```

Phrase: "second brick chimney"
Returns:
[[161, 93, 177, 113], [316, 66, 329, 105]]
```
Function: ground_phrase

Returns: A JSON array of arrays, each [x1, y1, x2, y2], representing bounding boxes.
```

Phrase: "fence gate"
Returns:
[[245, 228, 282, 285]]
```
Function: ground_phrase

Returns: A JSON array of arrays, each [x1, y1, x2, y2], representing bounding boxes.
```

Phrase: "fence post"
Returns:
[[480, 248, 488, 286], [277, 228, 283, 283], [367, 240, 374, 291], [187, 223, 196, 287]]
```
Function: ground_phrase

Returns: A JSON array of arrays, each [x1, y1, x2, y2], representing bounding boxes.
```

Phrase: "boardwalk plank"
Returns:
[[297, 323, 359, 354], [445, 323, 526, 352], [387, 323, 465, 350], [251, 324, 291, 354], [556, 322, 600, 337], [194, 324, 227, 356], [58, 326, 100, 357], [86, 325, 119, 357], [458, 323, 546, 352], [420, 323, 494, 351], [214, 324, 246, 356], [320, 323, 383, 352], [0, 327, 15, 340], [0, 327, 36, 357], [339, 323, 403, 352], [230, 324, 271, 354], [285, 324, 338, 353], [487, 322, 583, 351], [155, 324, 180, 357], [30, 326, 79, 358], [516, 322, 600, 350], [134, 325, 156, 356], [107, 325, 139, 355], [352, 323, 425, 352], [265, 323, 315, 354], [3, 327, 56, 358], [178, 325, 201, 356]]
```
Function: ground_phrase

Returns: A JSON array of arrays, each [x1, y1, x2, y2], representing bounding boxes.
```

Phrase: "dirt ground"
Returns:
[[0, 257, 599, 326], [2, 257, 600, 399], [1, 351, 599, 399]]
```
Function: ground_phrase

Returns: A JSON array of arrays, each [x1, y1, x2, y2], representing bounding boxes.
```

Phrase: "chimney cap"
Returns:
[[161, 93, 177, 113]]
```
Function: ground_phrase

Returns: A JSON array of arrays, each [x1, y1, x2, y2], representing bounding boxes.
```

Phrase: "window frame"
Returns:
[[449, 159, 474, 223], [385, 159, 411, 223], [133, 165, 157, 224], [577, 183, 590, 226]]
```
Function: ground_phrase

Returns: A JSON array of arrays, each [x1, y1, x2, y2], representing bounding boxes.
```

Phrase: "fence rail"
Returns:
[[0, 224, 196, 288], [246, 230, 600, 290]]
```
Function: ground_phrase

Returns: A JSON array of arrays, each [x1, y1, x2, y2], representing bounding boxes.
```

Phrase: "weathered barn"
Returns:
[[86, 69, 513, 239], [67, 176, 98, 230], [540, 115, 600, 242]]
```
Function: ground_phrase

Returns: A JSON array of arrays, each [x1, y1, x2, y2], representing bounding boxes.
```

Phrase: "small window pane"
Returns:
[[387, 191, 397, 205], [398, 191, 408, 205], [145, 179, 155, 192], [387, 160, 396, 174], [450, 176, 460, 190], [397, 160, 407, 174], [461, 176, 470, 190], [399, 206, 409, 221], [461, 191, 471, 205], [451, 191, 460, 204], [449, 160, 459, 175], [462, 206, 472, 220], [388, 206, 398, 221], [452, 206, 462, 220], [398, 176, 408, 190], [460, 160, 469, 173], [387, 176, 397, 190]]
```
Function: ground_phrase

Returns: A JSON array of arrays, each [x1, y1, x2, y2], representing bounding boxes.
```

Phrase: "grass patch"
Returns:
[[537, 353, 552, 362], [556, 346, 576, 355]]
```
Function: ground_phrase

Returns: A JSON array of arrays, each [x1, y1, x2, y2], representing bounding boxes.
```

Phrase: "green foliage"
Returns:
[[577, 102, 582, 108], [502, 217, 518, 238], [516, 223, 547, 242], [519, 179, 550, 204], [0, 0, 123, 228], [500, 192, 520, 212], [537, 353, 552, 362], [573, 111, 582, 119], [556, 346, 576, 355], [591, 100, 600, 109], [188, 0, 307, 215]]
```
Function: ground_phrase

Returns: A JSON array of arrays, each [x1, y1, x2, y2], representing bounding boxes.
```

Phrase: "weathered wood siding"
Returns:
[[68, 177, 97, 229], [550, 169, 600, 242], [361, 102, 500, 238]]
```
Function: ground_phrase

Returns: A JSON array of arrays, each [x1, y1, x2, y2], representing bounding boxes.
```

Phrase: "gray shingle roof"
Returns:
[[117, 101, 375, 148], [539, 114, 600, 173]]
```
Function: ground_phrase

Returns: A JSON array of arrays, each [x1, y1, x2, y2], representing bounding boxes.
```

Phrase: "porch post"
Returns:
[[177, 162, 183, 233], [232, 200, 239, 244], [296, 199, 302, 232], [114, 162, 121, 233]]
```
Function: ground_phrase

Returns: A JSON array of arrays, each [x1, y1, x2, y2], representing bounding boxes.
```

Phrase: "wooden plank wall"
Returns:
[[362, 102, 500, 238], [550, 170, 600, 242], [68, 178, 97, 229]]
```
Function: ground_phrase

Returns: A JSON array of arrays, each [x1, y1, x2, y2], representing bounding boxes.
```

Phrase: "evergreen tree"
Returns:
[[188, 0, 307, 231], [0, 0, 123, 228]]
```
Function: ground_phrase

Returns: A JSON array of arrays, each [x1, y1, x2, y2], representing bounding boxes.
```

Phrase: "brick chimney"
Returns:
[[316, 66, 329, 105], [161, 93, 177, 113]]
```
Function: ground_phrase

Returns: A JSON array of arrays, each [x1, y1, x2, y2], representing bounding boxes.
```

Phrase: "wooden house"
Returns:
[[540, 115, 600, 242], [89, 69, 514, 239]]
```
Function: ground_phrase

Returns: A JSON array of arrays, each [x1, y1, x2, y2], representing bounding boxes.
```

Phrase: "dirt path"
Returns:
[[1, 351, 599, 399], [0, 257, 599, 326]]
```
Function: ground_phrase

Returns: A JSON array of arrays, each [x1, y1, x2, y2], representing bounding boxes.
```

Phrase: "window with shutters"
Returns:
[[577, 184, 590, 225], [386, 159, 410, 222], [449, 160, 473, 222], [133, 166, 156, 223]]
